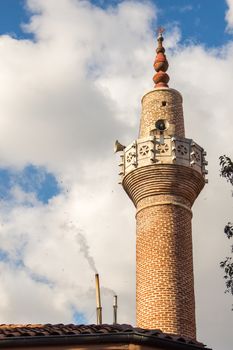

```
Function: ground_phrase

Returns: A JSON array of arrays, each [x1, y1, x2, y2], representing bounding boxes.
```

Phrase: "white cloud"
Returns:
[[0, 1, 231, 350], [225, 0, 233, 31], [179, 5, 193, 13]]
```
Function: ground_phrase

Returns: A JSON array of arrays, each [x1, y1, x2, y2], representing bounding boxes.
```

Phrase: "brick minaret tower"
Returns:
[[115, 30, 208, 339]]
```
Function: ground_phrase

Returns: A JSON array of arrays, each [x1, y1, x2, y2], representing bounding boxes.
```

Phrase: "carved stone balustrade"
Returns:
[[118, 136, 207, 182]]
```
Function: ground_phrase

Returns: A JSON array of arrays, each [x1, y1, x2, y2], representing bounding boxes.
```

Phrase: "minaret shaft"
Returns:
[[116, 32, 207, 339], [136, 201, 195, 337], [122, 159, 205, 338]]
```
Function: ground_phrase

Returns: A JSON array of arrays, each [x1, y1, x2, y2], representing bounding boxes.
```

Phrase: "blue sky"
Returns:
[[0, 0, 229, 204], [0, 1, 59, 204], [93, 0, 231, 47], [0, 0, 31, 39], [0, 1, 232, 348], [0, 0, 230, 46], [0, 165, 60, 203]]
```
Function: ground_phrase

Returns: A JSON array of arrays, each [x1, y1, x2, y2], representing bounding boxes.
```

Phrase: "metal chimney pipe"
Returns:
[[95, 274, 102, 325], [113, 295, 117, 324]]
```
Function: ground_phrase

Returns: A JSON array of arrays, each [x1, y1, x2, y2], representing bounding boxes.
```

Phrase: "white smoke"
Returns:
[[71, 225, 117, 296], [76, 230, 98, 274], [75, 230, 117, 296], [102, 286, 116, 297]]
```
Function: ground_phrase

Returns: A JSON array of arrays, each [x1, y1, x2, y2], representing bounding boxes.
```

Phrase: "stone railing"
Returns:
[[118, 136, 208, 181]]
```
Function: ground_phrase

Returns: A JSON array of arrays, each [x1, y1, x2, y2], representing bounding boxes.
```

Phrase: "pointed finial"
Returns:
[[153, 27, 170, 88]]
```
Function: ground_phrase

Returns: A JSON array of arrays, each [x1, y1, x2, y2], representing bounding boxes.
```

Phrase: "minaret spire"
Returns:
[[115, 30, 208, 339], [153, 28, 169, 88]]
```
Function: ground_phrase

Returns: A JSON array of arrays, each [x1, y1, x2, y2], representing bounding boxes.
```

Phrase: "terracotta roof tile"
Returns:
[[0, 324, 210, 349]]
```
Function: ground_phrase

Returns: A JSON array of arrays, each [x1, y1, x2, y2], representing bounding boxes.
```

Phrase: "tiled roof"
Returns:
[[0, 324, 209, 349]]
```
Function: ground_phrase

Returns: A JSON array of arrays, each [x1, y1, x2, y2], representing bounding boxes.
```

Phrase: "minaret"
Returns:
[[115, 30, 207, 339]]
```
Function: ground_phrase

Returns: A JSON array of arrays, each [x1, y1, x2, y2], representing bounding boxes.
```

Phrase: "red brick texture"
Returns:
[[139, 88, 184, 139], [136, 202, 195, 337], [122, 163, 204, 339], [122, 88, 205, 339]]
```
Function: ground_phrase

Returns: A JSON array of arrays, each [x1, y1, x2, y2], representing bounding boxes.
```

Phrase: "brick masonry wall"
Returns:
[[122, 87, 205, 339], [136, 200, 196, 338], [122, 163, 204, 338], [139, 88, 185, 138]]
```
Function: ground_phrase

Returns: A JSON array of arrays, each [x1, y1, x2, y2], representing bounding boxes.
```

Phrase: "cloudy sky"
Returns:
[[0, 0, 232, 349]]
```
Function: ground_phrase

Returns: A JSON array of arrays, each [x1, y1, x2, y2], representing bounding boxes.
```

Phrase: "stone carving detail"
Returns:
[[177, 144, 188, 156], [119, 136, 207, 182], [157, 143, 169, 154], [193, 151, 201, 163], [126, 152, 135, 163], [139, 145, 150, 156]]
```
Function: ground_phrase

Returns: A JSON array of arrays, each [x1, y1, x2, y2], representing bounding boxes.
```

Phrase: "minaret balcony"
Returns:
[[118, 136, 207, 183]]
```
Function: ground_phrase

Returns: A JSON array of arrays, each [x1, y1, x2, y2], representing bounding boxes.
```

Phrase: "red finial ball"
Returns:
[[153, 28, 169, 88]]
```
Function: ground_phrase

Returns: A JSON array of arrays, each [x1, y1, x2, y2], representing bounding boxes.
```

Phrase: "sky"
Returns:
[[0, 0, 231, 349]]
